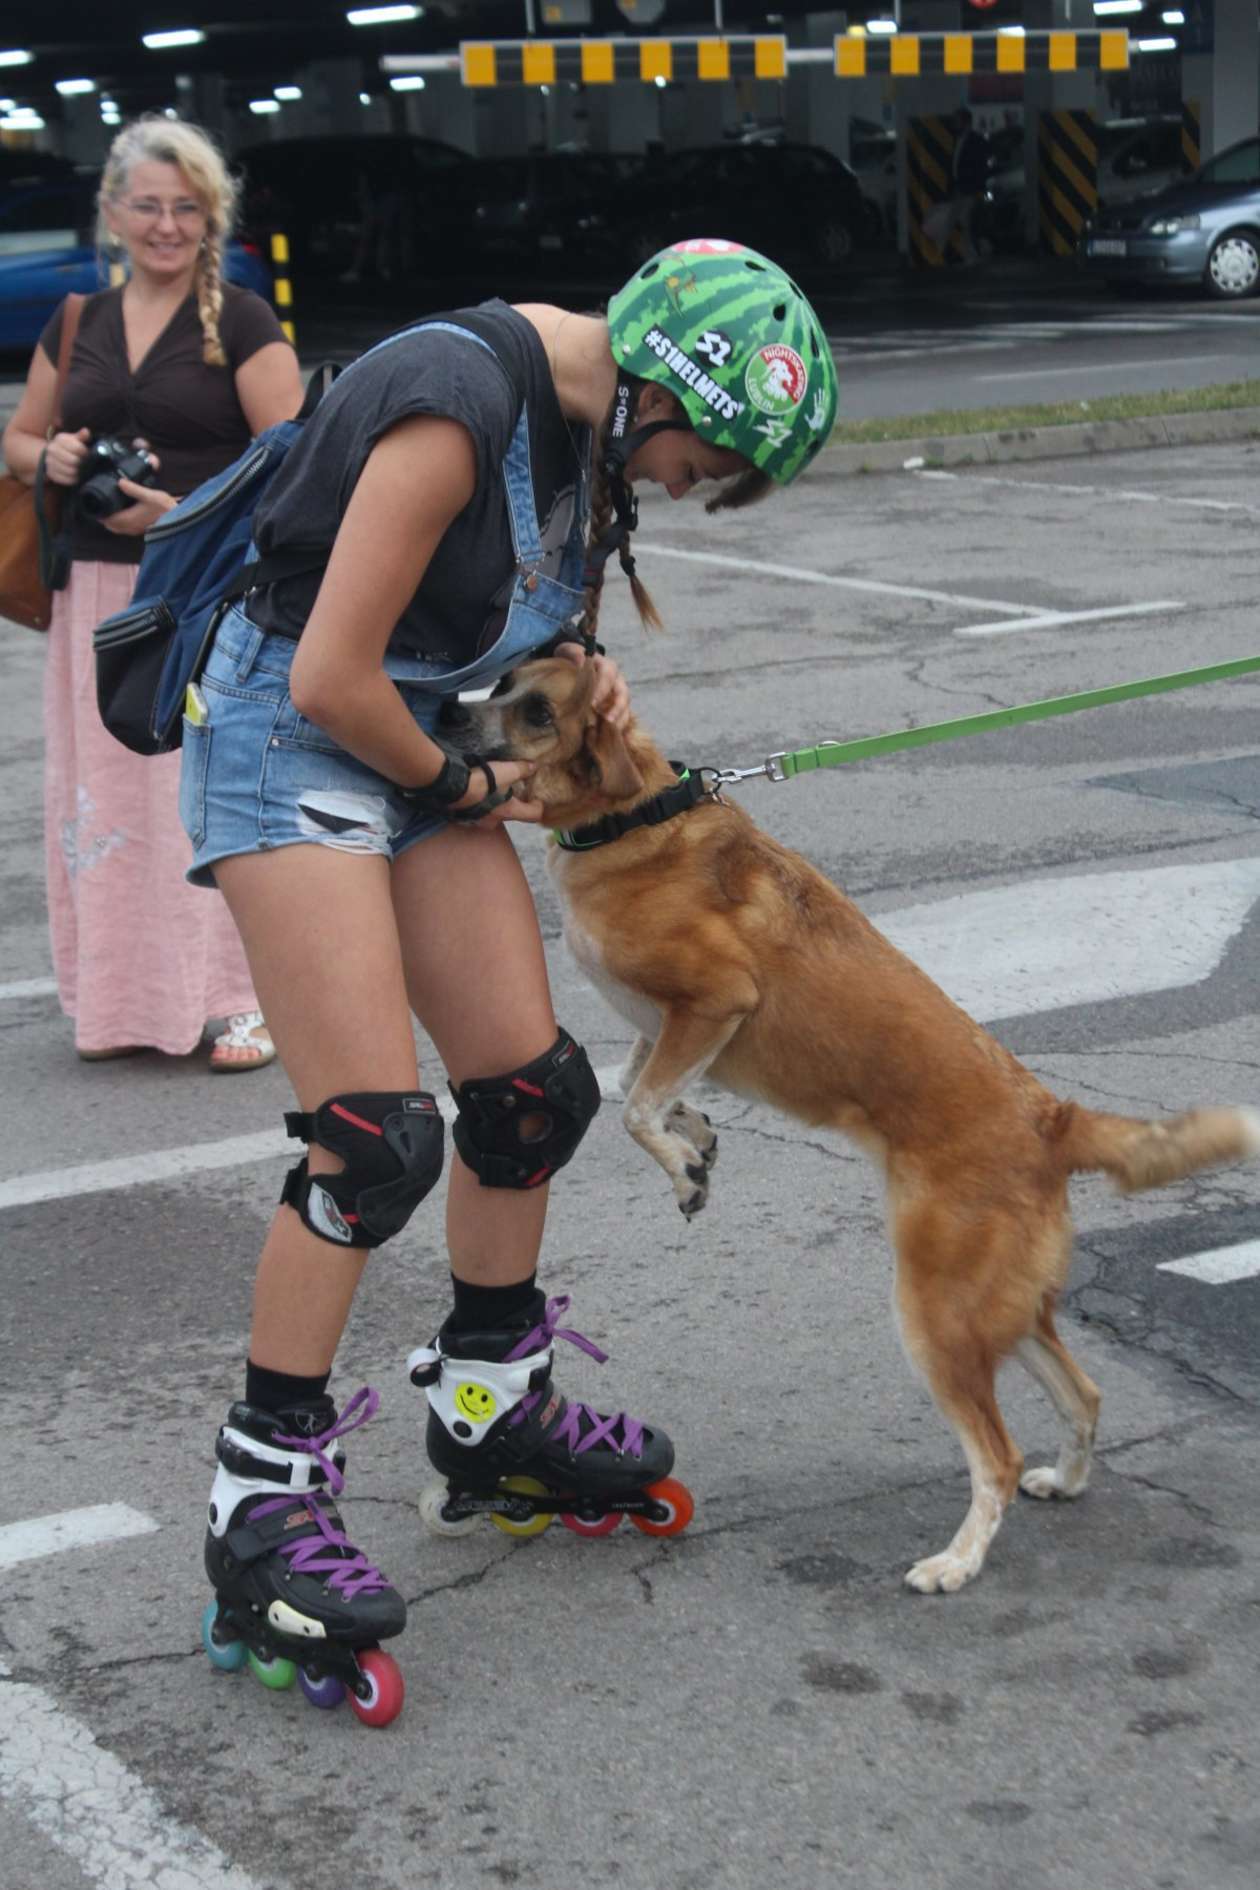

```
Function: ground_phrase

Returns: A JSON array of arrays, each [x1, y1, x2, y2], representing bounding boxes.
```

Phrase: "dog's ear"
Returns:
[[582, 715, 644, 802]]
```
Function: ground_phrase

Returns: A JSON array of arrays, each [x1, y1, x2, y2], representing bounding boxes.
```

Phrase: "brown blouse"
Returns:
[[40, 284, 291, 565]]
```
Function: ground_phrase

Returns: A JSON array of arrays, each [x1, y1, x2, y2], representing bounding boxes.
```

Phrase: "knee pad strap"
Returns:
[[450, 1029, 600, 1189], [281, 1092, 444, 1247]]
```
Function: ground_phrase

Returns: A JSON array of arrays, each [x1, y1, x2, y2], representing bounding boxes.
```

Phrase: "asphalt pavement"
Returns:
[[2, 334, 1260, 1887]]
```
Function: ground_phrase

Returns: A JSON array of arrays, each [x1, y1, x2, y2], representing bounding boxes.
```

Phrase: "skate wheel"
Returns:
[[630, 1477, 695, 1538], [488, 1475, 552, 1538], [560, 1508, 622, 1538], [247, 1648, 296, 1690], [298, 1667, 346, 1710], [201, 1601, 247, 1673], [348, 1648, 405, 1729], [418, 1480, 480, 1538]]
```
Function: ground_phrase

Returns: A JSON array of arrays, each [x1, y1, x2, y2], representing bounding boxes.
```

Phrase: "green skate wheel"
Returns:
[[201, 1601, 247, 1673], [247, 1648, 297, 1690]]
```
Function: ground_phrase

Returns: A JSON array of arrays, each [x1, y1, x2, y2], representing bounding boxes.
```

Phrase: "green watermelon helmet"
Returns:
[[607, 238, 838, 487]]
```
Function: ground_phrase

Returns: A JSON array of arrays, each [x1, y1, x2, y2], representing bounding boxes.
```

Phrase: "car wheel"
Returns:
[[1204, 229, 1260, 300], [818, 217, 856, 266]]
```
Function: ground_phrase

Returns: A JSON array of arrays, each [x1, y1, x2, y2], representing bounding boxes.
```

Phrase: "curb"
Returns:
[[818, 404, 1260, 477]]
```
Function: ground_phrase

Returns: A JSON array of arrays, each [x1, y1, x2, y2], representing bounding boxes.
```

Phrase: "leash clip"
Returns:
[[703, 753, 791, 790]]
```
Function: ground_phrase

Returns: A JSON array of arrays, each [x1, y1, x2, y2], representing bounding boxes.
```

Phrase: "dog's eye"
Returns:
[[523, 695, 554, 729]]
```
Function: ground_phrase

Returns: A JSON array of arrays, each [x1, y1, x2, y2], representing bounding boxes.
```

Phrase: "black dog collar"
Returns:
[[552, 765, 714, 852]]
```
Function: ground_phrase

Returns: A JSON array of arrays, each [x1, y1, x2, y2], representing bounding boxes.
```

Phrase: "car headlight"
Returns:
[[1148, 214, 1201, 236]]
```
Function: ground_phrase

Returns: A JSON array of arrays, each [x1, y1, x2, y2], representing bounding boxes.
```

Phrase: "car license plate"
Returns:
[[1089, 238, 1127, 257]]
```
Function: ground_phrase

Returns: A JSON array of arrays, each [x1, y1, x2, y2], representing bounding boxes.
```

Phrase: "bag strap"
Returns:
[[34, 292, 86, 590]]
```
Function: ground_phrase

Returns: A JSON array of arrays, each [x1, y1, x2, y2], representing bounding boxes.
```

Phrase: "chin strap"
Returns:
[[584, 379, 691, 592]]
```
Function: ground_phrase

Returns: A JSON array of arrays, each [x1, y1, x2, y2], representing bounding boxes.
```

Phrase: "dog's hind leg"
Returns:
[[1015, 1296, 1100, 1501], [622, 1008, 745, 1217]]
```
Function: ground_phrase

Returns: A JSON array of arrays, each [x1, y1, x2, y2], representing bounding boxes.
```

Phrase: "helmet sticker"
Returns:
[[807, 387, 831, 432], [672, 238, 747, 255], [643, 325, 745, 423], [664, 269, 699, 310], [745, 343, 808, 417], [694, 329, 734, 368]]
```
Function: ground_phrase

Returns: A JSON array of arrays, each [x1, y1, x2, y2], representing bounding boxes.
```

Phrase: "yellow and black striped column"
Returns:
[[1037, 111, 1097, 257], [270, 231, 295, 346], [1181, 98, 1201, 173], [907, 115, 962, 269], [461, 36, 787, 87]]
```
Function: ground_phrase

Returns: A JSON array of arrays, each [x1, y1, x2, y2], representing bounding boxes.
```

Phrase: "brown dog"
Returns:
[[445, 658, 1260, 1592]]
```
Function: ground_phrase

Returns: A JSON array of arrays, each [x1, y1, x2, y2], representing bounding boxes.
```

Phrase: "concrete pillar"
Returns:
[[1184, 0, 1258, 158]]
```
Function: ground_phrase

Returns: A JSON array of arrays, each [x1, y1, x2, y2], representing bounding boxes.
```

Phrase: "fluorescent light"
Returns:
[[249, 98, 281, 113], [388, 75, 426, 90], [142, 29, 207, 48], [653, 73, 667, 87], [1162, 8, 1186, 20], [359, 91, 371, 104], [998, 24, 1025, 34], [1, 109, 45, 128], [0, 49, 34, 66], [866, 18, 898, 32], [1135, 36, 1178, 50], [55, 78, 97, 96], [347, 5, 422, 23], [274, 85, 302, 100], [1093, 2, 1141, 14]]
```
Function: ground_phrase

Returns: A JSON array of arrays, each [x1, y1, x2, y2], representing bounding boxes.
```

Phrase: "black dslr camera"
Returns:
[[76, 435, 159, 520]]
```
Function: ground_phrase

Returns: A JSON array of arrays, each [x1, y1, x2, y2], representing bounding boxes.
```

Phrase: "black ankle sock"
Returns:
[[245, 1359, 331, 1415], [448, 1273, 539, 1334]]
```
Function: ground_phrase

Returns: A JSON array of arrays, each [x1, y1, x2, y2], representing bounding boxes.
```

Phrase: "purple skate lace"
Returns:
[[503, 1296, 645, 1458], [245, 1386, 391, 1599]]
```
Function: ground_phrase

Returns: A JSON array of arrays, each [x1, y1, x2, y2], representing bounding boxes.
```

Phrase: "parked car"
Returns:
[[1079, 134, 1260, 300], [234, 134, 473, 286], [454, 149, 646, 276], [625, 141, 868, 281], [0, 177, 273, 351], [983, 115, 1189, 254]]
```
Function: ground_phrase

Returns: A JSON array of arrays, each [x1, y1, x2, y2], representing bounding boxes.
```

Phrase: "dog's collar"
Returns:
[[552, 765, 714, 852]]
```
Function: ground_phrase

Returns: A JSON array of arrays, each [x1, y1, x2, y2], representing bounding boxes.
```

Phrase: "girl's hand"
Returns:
[[553, 641, 631, 729], [451, 758, 544, 829], [100, 477, 178, 536], [43, 427, 91, 487]]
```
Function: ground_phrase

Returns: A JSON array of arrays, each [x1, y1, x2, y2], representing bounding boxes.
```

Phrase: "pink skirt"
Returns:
[[43, 560, 258, 1055]]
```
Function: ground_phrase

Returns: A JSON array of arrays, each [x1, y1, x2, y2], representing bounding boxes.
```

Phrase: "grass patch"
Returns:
[[827, 377, 1260, 445]]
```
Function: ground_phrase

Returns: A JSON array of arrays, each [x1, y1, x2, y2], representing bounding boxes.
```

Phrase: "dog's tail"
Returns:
[[1057, 1101, 1260, 1194]]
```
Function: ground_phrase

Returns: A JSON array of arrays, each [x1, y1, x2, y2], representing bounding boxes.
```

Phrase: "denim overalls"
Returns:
[[181, 323, 589, 889]]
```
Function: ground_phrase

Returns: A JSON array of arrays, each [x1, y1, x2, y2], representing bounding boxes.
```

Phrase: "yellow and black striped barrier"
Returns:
[[460, 36, 787, 87], [907, 116, 960, 270], [835, 29, 1129, 77], [1038, 110, 1098, 257], [269, 231, 295, 346], [1181, 97, 1201, 173]]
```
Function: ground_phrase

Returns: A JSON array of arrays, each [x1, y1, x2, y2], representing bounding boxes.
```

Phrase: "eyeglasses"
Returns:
[[120, 197, 206, 224]]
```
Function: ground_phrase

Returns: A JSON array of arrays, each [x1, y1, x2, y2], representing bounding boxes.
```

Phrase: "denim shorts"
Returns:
[[181, 604, 454, 888]]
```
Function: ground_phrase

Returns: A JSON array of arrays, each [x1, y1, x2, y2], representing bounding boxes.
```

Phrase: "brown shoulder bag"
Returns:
[[0, 292, 86, 631]]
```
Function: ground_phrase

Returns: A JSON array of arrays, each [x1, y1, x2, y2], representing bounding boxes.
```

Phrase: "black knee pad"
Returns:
[[281, 1092, 444, 1248], [450, 1029, 600, 1189]]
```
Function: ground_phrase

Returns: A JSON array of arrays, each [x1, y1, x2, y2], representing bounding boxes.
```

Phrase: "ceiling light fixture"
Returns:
[[0, 49, 34, 66], [274, 85, 302, 100], [141, 29, 207, 49], [347, 6, 422, 24], [389, 75, 426, 89], [248, 98, 281, 113]]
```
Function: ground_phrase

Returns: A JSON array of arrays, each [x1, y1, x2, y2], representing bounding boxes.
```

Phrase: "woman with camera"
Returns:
[[1, 116, 302, 1066]]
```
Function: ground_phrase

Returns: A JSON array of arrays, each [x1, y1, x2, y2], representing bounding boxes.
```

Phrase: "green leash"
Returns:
[[708, 653, 1260, 788]]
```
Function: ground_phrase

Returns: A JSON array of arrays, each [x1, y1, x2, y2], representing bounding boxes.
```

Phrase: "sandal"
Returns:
[[209, 1011, 277, 1074]]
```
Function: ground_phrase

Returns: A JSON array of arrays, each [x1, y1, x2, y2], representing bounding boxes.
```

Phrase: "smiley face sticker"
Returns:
[[454, 1381, 497, 1424]]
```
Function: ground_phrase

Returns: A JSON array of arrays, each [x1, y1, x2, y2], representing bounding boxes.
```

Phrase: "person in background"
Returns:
[[925, 106, 992, 265], [2, 115, 303, 1067]]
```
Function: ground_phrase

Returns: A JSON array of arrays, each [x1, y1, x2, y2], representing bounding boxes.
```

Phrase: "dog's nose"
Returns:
[[437, 699, 473, 731]]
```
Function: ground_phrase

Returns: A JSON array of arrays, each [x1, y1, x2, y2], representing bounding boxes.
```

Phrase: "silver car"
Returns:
[[1080, 134, 1260, 300]]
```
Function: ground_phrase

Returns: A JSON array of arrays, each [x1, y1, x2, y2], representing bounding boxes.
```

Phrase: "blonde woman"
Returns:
[[2, 116, 303, 1066]]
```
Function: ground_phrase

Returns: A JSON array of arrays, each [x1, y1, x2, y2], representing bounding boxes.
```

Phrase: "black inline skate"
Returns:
[[201, 1386, 406, 1727], [408, 1292, 693, 1541]]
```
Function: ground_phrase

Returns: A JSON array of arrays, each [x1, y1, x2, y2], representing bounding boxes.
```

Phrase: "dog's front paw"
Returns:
[[904, 1550, 977, 1595]]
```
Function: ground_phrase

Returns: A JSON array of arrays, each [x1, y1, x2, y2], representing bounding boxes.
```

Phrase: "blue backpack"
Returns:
[[93, 310, 523, 757]]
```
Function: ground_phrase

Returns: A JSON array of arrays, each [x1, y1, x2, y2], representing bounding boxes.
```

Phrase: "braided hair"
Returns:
[[98, 116, 239, 368]]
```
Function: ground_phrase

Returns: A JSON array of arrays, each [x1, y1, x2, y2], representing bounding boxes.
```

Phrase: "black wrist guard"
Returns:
[[398, 750, 470, 812]]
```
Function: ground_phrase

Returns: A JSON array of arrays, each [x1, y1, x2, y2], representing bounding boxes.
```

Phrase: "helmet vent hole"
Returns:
[[641, 262, 660, 279], [772, 302, 786, 322], [810, 333, 821, 358], [744, 260, 766, 272]]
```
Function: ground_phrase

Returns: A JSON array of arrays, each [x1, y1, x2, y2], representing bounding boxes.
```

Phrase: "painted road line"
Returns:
[[0, 977, 57, 1001], [954, 601, 1185, 639], [0, 1505, 159, 1573], [0, 1659, 265, 1890], [648, 543, 1039, 619], [1157, 1241, 1260, 1285], [0, 1069, 625, 1211], [972, 354, 1240, 382], [918, 469, 1260, 518]]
